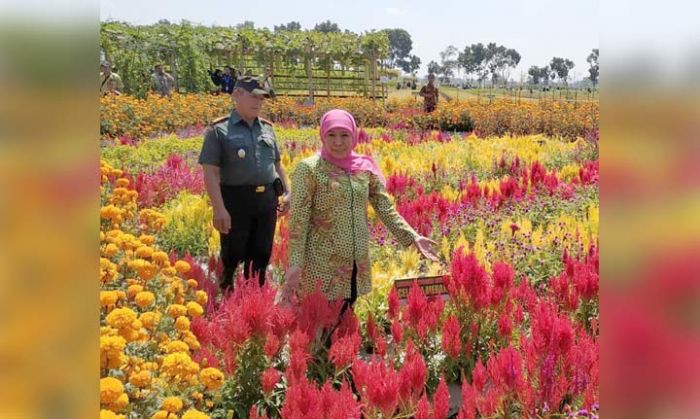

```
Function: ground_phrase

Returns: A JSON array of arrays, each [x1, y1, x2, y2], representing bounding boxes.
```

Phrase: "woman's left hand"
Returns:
[[277, 194, 290, 215], [414, 236, 440, 261]]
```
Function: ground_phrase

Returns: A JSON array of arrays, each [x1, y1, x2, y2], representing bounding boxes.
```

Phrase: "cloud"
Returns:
[[385, 7, 407, 15]]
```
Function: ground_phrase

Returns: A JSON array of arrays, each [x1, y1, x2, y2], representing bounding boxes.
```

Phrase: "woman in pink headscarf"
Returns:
[[281, 109, 438, 310]]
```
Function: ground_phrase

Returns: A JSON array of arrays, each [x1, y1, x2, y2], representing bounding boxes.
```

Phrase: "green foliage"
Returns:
[[101, 22, 391, 96]]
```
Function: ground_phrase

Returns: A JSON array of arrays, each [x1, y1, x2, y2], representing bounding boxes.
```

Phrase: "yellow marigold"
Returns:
[[161, 266, 177, 277], [174, 316, 190, 332], [135, 245, 154, 259], [109, 392, 129, 412], [139, 234, 155, 245], [115, 178, 130, 188], [182, 332, 200, 351], [186, 279, 198, 289], [151, 411, 177, 419], [135, 291, 155, 308], [161, 352, 200, 380], [100, 377, 124, 405], [140, 311, 162, 330], [115, 290, 126, 301], [200, 367, 224, 391], [100, 291, 119, 308], [103, 243, 119, 257], [100, 231, 106, 242], [127, 284, 144, 299], [118, 324, 142, 342], [162, 396, 183, 413], [195, 290, 208, 306], [166, 304, 187, 318], [100, 335, 126, 370], [169, 279, 186, 296], [165, 340, 190, 354], [174, 260, 191, 274], [186, 301, 204, 317], [182, 408, 210, 419], [100, 258, 118, 284], [152, 251, 170, 265], [129, 370, 152, 388], [106, 307, 137, 329], [100, 409, 125, 419]]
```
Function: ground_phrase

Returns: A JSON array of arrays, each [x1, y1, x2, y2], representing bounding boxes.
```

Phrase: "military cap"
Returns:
[[234, 76, 271, 97]]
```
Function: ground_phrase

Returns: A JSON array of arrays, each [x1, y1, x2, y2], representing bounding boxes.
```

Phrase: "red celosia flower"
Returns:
[[387, 286, 400, 319], [414, 394, 431, 419], [398, 340, 427, 403], [442, 315, 462, 358], [498, 311, 512, 338], [329, 331, 361, 370], [264, 334, 281, 358], [491, 261, 515, 305], [261, 367, 281, 395], [352, 356, 401, 418], [433, 376, 450, 419], [391, 318, 403, 345], [407, 281, 428, 327], [457, 381, 477, 419], [448, 248, 491, 309], [296, 288, 343, 339], [471, 360, 487, 392], [280, 375, 323, 418], [320, 381, 362, 419]]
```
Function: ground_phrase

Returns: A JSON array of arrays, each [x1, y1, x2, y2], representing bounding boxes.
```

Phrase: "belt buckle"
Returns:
[[255, 185, 265, 193]]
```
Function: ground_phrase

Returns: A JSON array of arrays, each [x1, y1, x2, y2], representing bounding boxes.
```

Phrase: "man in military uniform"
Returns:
[[100, 61, 123, 95], [151, 63, 176, 96], [199, 76, 290, 292], [419, 73, 439, 112]]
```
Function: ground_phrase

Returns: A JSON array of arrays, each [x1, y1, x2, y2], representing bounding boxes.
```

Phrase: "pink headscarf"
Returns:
[[319, 109, 386, 185]]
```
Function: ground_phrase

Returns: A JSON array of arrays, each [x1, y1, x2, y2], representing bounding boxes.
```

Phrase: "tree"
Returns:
[[439, 45, 459, 83], [459, 42, 520, 86], [427, 60, 441, 77], [236, 21, 255, 29], [384, 29, 413, 70], [587, 48, 599, 87], [403, 54, 421, 75], [274, 21, 301, 32], [549, 57, 575, 86], [528, 65, 550, 85], [314, 20, 340, 33]]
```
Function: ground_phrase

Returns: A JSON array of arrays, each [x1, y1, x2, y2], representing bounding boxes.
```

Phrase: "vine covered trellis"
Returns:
[[100, 21, 390, 99]]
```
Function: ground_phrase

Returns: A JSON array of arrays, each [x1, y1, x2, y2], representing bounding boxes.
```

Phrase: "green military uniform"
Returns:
[[199, 83, 281, 289], [199, 110, 281, 186]]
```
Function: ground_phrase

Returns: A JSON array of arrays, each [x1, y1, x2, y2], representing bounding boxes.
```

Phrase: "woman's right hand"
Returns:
[[212, 206, 231, 234], [280, 266, 301, 306]]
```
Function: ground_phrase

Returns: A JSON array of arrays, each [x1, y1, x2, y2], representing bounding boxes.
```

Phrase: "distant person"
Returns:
[[220, 66, 236, 94], [411, 80, 417, 90], [262, 67, 276, 99], [419, 74, 439, 112], [100, 61, 123, 95], [209, 67, 224, 92], [151, 63, 175, 96]]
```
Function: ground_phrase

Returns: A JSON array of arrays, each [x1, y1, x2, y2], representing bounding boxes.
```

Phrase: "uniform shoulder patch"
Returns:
[[211, 115, 229, 125], [259, 117, 274, 126]]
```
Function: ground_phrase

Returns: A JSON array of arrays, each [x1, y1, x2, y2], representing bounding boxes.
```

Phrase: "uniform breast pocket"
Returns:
[[258, 135, 276, 163]]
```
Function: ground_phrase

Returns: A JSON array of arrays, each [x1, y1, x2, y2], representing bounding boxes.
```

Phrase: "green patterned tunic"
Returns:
[[288, 155, 419, 300]]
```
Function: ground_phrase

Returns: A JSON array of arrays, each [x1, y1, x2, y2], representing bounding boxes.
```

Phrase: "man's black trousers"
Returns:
[[219, 184, 277, 291]]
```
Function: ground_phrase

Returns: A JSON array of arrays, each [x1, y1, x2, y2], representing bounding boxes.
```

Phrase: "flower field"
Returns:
[[100, 94, 598, 142], [100, 105, 599, 418]]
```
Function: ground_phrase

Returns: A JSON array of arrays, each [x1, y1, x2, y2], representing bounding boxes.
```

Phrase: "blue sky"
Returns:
[[100, 0, 600, 81]]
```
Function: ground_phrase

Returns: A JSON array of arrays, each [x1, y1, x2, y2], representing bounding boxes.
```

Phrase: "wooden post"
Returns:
[[170, 52, 178, 93]]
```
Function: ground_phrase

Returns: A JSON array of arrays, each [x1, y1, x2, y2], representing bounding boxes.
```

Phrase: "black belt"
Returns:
[[221, 183, 273, 193]]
